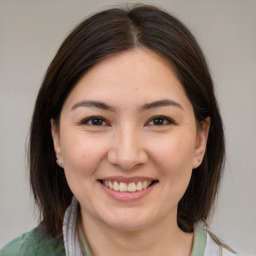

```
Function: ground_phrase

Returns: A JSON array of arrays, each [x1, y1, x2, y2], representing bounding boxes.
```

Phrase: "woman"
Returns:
[[0, 4, 244, 256]]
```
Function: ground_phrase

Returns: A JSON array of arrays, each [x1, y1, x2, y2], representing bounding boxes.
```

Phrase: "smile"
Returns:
[[101, 180, 153, 192]]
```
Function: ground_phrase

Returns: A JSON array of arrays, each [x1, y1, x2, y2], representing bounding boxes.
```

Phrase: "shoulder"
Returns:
[[205, 232, 252, 256], [0, 224, 65, 256]]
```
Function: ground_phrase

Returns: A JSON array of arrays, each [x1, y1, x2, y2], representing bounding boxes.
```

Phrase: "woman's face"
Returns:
[[52, 49, 209, 231]]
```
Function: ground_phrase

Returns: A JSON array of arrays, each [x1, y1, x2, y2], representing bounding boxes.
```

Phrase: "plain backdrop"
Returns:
[[0, 0, 255, 254]]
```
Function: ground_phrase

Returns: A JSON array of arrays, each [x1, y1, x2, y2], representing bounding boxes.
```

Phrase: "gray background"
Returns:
[[0, 0, 255, 254]]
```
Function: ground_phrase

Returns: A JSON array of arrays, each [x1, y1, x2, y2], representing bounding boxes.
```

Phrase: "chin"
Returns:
[[98, 210, 157, 231], [105, 220, 151, 232]]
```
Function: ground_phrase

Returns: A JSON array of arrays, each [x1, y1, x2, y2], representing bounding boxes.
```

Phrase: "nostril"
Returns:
[[107, 147, 148, 171]]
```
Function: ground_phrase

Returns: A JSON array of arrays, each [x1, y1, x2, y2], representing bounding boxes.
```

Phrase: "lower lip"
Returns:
[[99, 182, 156, 202]]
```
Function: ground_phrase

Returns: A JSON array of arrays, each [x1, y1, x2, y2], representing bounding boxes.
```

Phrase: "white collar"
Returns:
[[62, 197, 83, 256]]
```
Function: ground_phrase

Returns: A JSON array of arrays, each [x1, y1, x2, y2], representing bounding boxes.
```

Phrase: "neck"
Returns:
[[80, 211, 193, 256]]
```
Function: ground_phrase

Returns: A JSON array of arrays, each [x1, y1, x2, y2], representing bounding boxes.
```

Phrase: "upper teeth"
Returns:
[[103, 180, 152, 192]]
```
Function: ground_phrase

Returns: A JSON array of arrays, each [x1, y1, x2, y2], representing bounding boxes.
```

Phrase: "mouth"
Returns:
[[99, 179, 158, 193]]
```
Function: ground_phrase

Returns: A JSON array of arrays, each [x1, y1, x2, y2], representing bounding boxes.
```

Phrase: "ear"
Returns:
[[50, 119, 63, 166], [193, 117, 210, 169]]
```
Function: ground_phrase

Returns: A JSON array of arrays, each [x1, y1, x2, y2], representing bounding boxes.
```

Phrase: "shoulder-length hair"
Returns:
[[29, 4, 225, 236]]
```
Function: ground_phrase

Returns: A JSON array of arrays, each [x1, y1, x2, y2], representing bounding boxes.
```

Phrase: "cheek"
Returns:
[[137, 136, 194, 215], [150, 134, 196, 174], [60, 134, 106, 178], [149, 133, 196, 195], [60, 134, 108, 206]]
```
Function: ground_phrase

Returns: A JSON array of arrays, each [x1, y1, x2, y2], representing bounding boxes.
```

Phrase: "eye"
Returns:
[[147, 115, 175, 126], [80, 116, 109, 126]]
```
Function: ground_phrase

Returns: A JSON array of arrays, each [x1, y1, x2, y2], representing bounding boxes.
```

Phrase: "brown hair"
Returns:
[[29, 4, 225, 236]]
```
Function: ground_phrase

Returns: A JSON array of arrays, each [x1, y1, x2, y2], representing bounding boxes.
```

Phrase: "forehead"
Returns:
[[62, 49, 192, 112]]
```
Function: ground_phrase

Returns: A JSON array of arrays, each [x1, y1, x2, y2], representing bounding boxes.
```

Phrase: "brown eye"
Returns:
[[81, 116, 108, 126], [148, 116, 174, 126], [91, 118, 104, 126]]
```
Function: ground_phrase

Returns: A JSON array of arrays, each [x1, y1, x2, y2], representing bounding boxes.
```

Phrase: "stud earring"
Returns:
[[56, 157, 62, 166]]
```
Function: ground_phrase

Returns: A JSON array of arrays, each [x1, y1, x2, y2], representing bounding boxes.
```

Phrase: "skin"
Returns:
[[51, 48, 210, 255]]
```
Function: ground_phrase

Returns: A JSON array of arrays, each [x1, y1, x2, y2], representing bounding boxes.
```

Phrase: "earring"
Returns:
[[56, 157, 62, 166]]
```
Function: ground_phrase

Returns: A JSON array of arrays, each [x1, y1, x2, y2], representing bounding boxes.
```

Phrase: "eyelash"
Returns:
[[79, 115, 175, 127], [80, 116, 109, 126], [147, 115, 175, 126]]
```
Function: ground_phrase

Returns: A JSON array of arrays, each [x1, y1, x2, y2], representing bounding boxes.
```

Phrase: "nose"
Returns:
[[107, 126, 148, 171]]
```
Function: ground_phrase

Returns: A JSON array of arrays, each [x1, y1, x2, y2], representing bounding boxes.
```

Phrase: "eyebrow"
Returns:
[[71, 99, 183, 112], [140, 99, 183, 111], [71, 101, 115, 112]]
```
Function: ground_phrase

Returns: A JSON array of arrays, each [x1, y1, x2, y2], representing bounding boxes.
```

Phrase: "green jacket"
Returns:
[[0, 224, 65, 256], [0, 223, 208, 256]]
